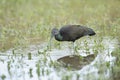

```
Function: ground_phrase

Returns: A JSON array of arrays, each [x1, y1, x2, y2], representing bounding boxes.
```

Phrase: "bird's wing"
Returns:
[[59, 25, 86, 41], [69, 25, 85, 39]]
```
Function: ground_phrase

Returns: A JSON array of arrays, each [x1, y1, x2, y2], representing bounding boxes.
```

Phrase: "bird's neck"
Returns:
[[55, 33, 63, 41]]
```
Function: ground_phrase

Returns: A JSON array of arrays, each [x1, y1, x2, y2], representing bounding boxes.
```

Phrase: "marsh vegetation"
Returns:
[[0, 0, 120, 80]]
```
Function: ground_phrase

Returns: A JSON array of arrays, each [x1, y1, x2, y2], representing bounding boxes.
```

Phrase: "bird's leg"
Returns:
[[72, 42, 75, 55], [72, 42, 79, 55]]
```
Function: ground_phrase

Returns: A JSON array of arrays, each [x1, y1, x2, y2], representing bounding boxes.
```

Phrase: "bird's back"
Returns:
[[59, 25, 95, 42]]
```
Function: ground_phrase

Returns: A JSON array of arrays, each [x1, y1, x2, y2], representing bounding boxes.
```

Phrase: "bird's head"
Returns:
[[48, 28, 59, 50], [51, 28, 59, 37]]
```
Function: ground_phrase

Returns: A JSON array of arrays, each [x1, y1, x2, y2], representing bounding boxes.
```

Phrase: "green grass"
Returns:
[[0, 0, 120, 51], [1, 1, 120, 79], [0, 2, 120, 79]]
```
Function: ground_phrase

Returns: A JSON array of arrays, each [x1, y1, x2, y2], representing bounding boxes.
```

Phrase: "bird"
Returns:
[[49, 25, 96, 54]]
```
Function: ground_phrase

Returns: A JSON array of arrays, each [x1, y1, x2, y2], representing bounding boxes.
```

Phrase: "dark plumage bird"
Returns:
[[49, 25, 96, 53], [51, 25, 96, 42]]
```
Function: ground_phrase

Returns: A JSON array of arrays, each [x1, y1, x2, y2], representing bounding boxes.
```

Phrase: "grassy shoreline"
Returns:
[[0, 0, 120, 51]]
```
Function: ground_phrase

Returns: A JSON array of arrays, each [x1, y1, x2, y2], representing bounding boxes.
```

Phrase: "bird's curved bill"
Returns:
[[48, 34, 53, 51]]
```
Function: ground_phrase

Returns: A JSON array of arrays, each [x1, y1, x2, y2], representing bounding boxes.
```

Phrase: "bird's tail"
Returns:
[[87, 28, 96, 36]]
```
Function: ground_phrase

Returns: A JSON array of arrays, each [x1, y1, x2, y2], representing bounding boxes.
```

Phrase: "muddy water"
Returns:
[[0, 37, 118, 80]]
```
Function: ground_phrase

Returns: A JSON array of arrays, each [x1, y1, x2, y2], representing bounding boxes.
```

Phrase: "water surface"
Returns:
[[0, 37, 118, 80]]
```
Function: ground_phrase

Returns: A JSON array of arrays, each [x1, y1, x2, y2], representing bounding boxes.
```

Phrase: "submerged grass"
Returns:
[[0, 0, 120, 51]]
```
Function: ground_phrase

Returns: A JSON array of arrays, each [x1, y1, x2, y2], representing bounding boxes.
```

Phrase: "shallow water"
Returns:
[[0, 37, 118, 80]]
